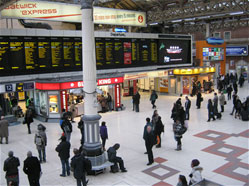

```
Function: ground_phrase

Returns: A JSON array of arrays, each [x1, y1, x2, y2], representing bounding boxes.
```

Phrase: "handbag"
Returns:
[[224, 101, 227, 105]]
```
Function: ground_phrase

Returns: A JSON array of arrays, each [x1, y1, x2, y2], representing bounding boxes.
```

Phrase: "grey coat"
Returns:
[[0, 119, 9, 137], [219, 94, 226, 106], [34, 129, 47, 150]]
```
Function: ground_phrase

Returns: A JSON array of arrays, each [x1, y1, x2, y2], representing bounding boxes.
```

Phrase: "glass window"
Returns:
[[49, 95, 59, 113], [224, 31, 231, 40], [213, 32, 220, 38]]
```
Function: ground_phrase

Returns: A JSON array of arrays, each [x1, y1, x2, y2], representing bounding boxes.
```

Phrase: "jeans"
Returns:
[[101, 137, 106, 149], [65, 132, 71, 142], [61, 159, 70, 176], [185, 109, 190, 120], [175, 136, 182, 146], [38, 148, 46, 162], [112, 157, 125, 170], [107, 102, 112, 111]]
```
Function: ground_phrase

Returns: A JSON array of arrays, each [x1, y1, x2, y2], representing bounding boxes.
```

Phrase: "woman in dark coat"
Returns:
[[24, 108, 34, 134], [196, 91, 202, 109], [207, 99, 216, 122], [154, 116, 164, 148]]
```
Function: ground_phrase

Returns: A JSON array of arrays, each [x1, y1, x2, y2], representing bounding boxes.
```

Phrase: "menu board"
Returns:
[[38, 37, 51, 69], [74, 37, 82, 67], [51, 37, 63, 68], [63, 38, 74, 67], [95, 38, 105, 66], [0, 37, 9, 71], [24, 37, 37, 70], [131, 39, 139, 65], [113, 38, 123, 65], [151, 40, 158, 63], [9, 37, 24, 70]]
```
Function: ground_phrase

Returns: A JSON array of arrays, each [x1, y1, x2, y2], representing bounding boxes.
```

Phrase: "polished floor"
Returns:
[[1, 83, 248, 186]]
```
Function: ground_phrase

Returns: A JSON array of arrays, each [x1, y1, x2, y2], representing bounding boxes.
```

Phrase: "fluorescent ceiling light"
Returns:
[[149, 22, 159, 25], [171, 19, 182, 23], [184, 18, 195, 21], [229, 11, 244, 15]]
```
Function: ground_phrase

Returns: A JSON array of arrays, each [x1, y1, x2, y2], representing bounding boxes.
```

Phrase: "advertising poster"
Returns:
[[159, 77, 168, 93]]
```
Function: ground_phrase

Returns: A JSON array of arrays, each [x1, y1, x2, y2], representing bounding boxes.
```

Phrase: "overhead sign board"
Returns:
[[206, 37, 224, 45], [1, 0, 146, 27], [226, 46, 248, 56]]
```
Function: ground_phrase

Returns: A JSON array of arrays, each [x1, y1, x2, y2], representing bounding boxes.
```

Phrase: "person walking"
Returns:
[[154, 116, 164, 148], [219, 92, 226, 112], [71, 148, 88, 186], [78, 117, 85, 145], [143, 118, 153, 154], [235, 96, 242, 119], [213, 92, 219, 116], [226, 85, 233, 100], [0, 116, 9, 144], [35, 124, 47, 163], [150, 90, 158, 109], [24, 108, 34, 134], [107, 93, 112, 111], [207, 99, 216, 122], [238, 74, 245, 88], [3, 151, 20, 186], [100, 121, 108, 151], [107, 143, 127, 172], [185, 96, 191, 120], [143, 125, 155, 165], [55, 135, 71, 177], [151, 110, 159, 130], [233, 81, 238, 94], [189, 159, 203, 185], [230, 93, 238, 115], [134, 91, 140, 112], [61, 116, 72, 142], [173, 120, 185, 151], [23, 151, 41, 186], [196, 91, 202, 109]]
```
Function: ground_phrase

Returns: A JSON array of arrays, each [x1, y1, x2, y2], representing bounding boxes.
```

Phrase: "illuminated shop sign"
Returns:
[[173, 67, 215, 75], [1, 0, 146, 26], [226, 46, 248, 56]]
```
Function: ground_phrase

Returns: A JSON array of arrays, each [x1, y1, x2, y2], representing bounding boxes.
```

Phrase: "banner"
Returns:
[[1, 0, 146, 26]]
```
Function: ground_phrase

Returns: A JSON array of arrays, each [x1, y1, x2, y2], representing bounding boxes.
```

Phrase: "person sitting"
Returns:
[[107, 143, 127, 173]]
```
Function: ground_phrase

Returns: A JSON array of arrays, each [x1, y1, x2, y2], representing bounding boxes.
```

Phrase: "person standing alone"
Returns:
[[34, 124, 47, 163], [185, 96, 191, 120], [143, 125, 155, 165], [23, 151, 41, 186], [150, 90, 158, 109], [100, 121, 108, 151], [0, 116, 9, 144], [219, 92, 226, 112]]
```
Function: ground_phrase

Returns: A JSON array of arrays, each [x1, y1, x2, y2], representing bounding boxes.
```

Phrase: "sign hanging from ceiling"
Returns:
[[1, 0, 146, 27]]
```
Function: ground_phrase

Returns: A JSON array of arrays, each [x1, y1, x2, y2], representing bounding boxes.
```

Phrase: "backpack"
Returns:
[[35, 133, 43, 146], [83, 158, 92, 172]]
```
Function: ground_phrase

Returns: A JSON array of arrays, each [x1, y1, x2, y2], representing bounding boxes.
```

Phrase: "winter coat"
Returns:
[[71, 154, 86, 179], [61, 119, 72, 133], [107, 146, 117, 162], [34, 129, 47, 150], [150, 92, 158, 102], [25, 109, 33, 124], [144, 129, 155, 147], [4, 156, 20, 177], [154, 119, 164, 135], [213, 95, 218, 108], [185, 99, 191, 110], [55, 141, 71, 160], [100, 125, 108, 139], [190, 166, 203, 184], [219, 94, 226, 106], [23, 156, 41, 179], [143, 122, 153, 140], [0, 119, 9, 137], [134, 93, 140, 104], [196, 92, 202, 106]]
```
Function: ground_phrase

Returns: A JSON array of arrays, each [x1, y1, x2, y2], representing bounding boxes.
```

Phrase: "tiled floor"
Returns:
[[1, 83, 248, 186]]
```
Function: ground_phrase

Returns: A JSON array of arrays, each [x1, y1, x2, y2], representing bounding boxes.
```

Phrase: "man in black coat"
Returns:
[[55, 135, 71, 177], [196, 91, 202, 109], [71, 148, 88, 186], [23, 151, 41, 186], [143, 125, 155, 165], [134, 92, 140, 112], [185, 96, 191, 120], [3, 151, 20, 186]]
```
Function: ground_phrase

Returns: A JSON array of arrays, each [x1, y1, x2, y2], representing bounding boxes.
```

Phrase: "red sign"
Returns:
[[35, 77, 124, 90]]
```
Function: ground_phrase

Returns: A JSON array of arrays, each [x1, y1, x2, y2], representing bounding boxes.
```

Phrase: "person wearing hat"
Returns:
[[3, 151, 20, 186], [189, 159, 203, 185], [34, 124, 47, 163], [55, 135, 71, 177]]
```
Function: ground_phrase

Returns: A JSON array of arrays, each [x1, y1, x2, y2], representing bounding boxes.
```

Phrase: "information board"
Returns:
[[24, 37, 37, 70], [74, 37, 82, 67], [95, 38, 105, 66], [51, 37, 63, 68], [0, 37, 9, 71], [63, 38, 74, 67], [131, 39, 139, 65], [9, 37, 24, 70], [140, 39, 150, 64], [113, 38, 123, 65], [151, 40, 158, 63], [105, 38, 114, 65], [38, 37, 51, 69]]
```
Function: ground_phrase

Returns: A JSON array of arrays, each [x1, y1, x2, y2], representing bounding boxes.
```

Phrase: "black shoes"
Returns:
[[147, 162, 154, 166], [144, 152, 148, 154], [121, 169, 127, 172], [60, 174, 66, 177]]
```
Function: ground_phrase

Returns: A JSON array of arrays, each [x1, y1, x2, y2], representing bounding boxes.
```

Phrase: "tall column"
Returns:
[[205, 23, 210, 38], [81, 0, 102, 157]]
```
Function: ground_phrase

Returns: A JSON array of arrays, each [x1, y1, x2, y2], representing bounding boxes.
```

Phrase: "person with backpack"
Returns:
[[23, 151, 42, 186], [150, 90, 158, 109], [173, 120, 186, 151], [24, 108, 34, 134], [3, 151, 20, 186], [55, 135, 71, 177], [154, 116, 164, 148], [34, 124, 47, 163], [61, 116, 72, 142], [70, 148, 89, 186], [107, 143, 127, 172]]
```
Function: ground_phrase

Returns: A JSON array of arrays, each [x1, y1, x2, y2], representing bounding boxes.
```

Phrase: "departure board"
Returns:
[[9, 37, 24, 70], [0, 37, 9, 71], [140, 40, 150, 63], [24, 37, 37, 70], [95, 38, 105, 66], [131, 39, 139, 65], [113, 38, 123, 65], [151, 40, 158, 63], [51, 37, 63, 68], [105, 39, 114, 65], [74, 38, 82, 67], [38, 37, 51, 69], [123, 41, 132, 65], [63, 38, 74, 67]]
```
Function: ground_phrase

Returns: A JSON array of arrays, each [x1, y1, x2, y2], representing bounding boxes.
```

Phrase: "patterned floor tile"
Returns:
[[154, 157, 167, 164], [153, 181, 173, 186], [194, 130, 231, 142]]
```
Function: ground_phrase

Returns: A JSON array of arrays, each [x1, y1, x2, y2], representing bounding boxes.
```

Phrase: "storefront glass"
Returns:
[[49, 95, 59, 113], [39, 91, 48, 116]]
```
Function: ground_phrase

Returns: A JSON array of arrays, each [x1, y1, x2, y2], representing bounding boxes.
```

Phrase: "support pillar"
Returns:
[[205, 23, 210, 38], [81, 0, 102, 157]]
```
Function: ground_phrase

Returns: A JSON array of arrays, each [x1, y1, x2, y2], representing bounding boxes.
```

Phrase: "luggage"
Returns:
[[216, 112, 222, 119], [241, 109, 249, 121]]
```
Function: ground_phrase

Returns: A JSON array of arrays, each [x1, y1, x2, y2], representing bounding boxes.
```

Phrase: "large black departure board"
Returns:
[[0, 35, 192, 77]]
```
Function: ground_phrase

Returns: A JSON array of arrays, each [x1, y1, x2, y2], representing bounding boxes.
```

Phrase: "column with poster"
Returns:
[[182, 76, 190, 95]]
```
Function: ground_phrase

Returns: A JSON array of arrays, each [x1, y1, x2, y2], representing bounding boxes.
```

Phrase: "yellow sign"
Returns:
[[1, 0, 146, 27], [173, 67, 215, 75]]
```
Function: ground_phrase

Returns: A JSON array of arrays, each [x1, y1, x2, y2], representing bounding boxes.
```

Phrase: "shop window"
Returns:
[[224, 31, 231, 40], [39, 91, 48, 116], [213, 32, 221, 38], [49, 95, 59, 113]]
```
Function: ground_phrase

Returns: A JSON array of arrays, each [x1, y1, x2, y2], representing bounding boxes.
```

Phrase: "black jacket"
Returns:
[[144, 130, 155, 147], [61, 119, 72, 133], [107, 147, 117, 162], [71, 154, 86, 179], [23, 156, 41, 178], [3, 156, 20, 176], [55, 141, 71, 160]]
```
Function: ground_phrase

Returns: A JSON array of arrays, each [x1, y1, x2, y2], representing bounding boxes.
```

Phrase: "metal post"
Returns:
[[206, 23, 210, 38], [81, 0, 102, 157]]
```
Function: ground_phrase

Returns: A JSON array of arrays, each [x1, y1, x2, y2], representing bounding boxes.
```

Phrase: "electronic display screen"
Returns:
[[95, 38, 105, 66], [113, 38, 123, 65], [9, 37, 24, 70], [0, 37, 9, 71], [63, 38, 74, 67], [105, 38, 114, 65], [24, 37, 37, 70], [74, 37, 82, 67], [203, 47, 224, 61], [38, 37, 51, 69], [158, 39, 191, 65], [131, 39, 139, 65], [51, 37, 63, 68]]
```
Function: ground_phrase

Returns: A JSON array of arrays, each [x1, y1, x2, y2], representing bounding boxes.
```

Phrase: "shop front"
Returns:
[[35, 77, 124, 121]]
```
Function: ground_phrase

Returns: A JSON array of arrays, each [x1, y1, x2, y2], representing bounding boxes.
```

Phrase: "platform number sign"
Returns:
[[5, 84, 13, 92]]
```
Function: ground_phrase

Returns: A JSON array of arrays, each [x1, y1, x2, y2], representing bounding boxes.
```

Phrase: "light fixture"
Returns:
[[229, 11, 244, 15]]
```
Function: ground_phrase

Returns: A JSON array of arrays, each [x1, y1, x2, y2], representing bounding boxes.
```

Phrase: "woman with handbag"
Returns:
[[154, 116, 164, 148], [24, 108, 34, 134]]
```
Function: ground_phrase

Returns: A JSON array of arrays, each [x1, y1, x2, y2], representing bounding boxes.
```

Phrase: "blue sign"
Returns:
[[114, 28, 127, 33], [206, 37, 224, 45], [5, 84, 13, 92], [226, 46, 248, 56]]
